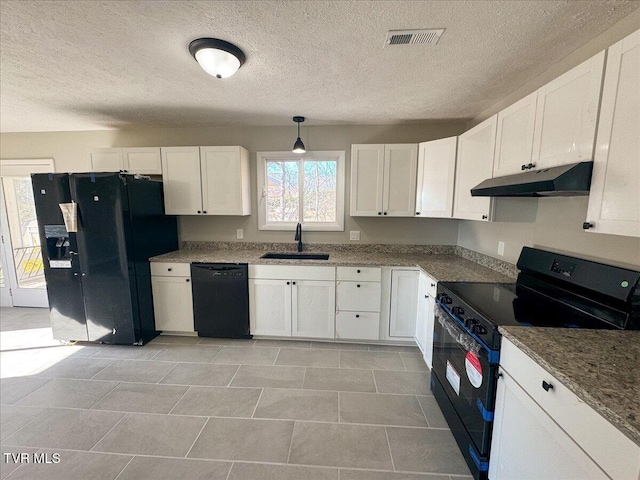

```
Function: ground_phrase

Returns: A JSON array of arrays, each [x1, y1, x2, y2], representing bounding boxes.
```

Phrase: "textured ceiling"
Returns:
[[1, 0, 638, 132]]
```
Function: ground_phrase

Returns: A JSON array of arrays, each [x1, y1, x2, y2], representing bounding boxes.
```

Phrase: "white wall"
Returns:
[[458, 10, 640, 268], [0, 122, 465, 245]]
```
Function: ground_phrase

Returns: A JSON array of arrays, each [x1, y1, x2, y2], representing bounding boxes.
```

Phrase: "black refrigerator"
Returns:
[[31, 172, 178, 345]]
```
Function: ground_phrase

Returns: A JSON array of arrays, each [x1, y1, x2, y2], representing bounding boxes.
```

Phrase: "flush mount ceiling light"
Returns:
[[292, 116, 306, 153], [189, 38, 245, 79]]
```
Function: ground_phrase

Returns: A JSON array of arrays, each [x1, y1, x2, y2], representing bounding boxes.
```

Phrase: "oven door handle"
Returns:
[[435, 304, 483, 356]]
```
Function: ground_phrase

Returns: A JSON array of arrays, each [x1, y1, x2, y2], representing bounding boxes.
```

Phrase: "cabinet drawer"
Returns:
[[249, 265, 336, 281], [336, 266, 381, 282], [336, 281, 381, 312], [501, 338, 640, 480], [336, 312, 380, 340], [150, 262, 191, 277]]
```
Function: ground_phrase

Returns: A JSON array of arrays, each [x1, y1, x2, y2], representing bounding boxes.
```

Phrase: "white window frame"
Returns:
[[257, 151, 345, 231]]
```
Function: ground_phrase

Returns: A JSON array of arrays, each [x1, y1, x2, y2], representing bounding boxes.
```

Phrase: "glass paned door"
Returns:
[[0, 177, 48, 307]]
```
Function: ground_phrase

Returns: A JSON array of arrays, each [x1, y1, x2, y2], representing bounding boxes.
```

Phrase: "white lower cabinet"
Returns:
[[335, 266, 381, 341], [151, 270, 194, 333], [249, 265, 336, 338], [389, 269, 419, 338], [249, 279, 292, 336], [292, 280, 335, 338], [490, 338, 640, 480], [415, 272, 436, 368]]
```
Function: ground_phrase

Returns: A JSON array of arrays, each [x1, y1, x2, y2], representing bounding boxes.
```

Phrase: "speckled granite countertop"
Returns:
[[150, 246, 515, 283], [500, 327, 640, 446]]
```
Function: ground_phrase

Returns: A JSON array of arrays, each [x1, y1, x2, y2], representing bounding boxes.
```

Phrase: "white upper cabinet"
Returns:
[[350, 144, 385, 216], [350, 144, 417, 217], [90, 147, 162, 174], [161, 147, 203, 215], [531, 51, 605, 169], [123, 147, 162, 175], [493, 93, 538, 177], [586, 30, 640, 238], [383, 144, 418, 216], [161, 146, 251, 216], [453, 115, 497, 221], [415, 137, 457, 218], [200, 146, 251, 215], [90, 148, 124, 172]]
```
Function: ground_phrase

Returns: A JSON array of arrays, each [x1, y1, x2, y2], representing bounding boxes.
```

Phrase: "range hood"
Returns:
[[471, 162, 593, 197]]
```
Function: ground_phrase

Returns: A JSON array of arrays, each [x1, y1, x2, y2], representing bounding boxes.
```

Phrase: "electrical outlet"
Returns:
[[498, 241, 505, 256], [236, 229, 244, 239], [349, 230, 361, 241]]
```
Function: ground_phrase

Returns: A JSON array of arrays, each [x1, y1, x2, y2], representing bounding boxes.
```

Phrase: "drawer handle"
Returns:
[[168, 268, 172, 271], [430, 283, 435, 287], [292, 281, 296, 285], [357, 284, 361, 288], [356, 314, 360, 318], [357, 269, 361, 273], [287, 281, 290, 285], [542, 380, 553, 392], [186, 278, 190, 282]]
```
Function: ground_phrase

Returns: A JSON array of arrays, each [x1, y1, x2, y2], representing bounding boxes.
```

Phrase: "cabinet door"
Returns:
[[383, 144, 418, 216], [123, 147, 162, 175], [414, 273, 428, 353], [90, 148, 124, 172], [424, 294, 435, 369], [586, 30, 640, 238], [532, 51, 605, 169], [249, 279, 292, 336], [350, 144, 384, 216], [200, 146, 251, 215], [489, 371, 608, 480], [453, 115, 496, 221], [389, 270, 419, 338], [151, 276, 194, 333], [493, 93, 537, 177], [415, 137, 457, 218], [161, 147, 203, 215], [292, 280, 335, 338]]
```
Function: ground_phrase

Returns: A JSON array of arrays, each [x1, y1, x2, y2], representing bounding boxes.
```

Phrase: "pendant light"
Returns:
[[189, 38, 245, 79], [292, 116, 306, 153]]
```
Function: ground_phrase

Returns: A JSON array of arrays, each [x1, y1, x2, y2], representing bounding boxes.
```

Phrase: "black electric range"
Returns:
[[430, 247, 640, 480]]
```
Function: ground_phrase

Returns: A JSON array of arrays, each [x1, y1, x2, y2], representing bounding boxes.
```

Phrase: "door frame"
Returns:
[[0, 159, 55, 308]]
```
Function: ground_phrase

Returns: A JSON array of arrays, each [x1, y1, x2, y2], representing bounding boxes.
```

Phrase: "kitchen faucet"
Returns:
[[294, 223, 303, 252]]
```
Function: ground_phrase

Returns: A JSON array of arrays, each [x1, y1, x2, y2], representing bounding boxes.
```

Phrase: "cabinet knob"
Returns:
[[431, 283, 436, 287], [356, 269, 361, 273], [203, 210, 207, 214], [528, 163, 536, 169], [378, 212, 382, 215], [416, 212, 420, 215], [186, 278, 190, 282], [583, 222, 594, 230], [521, 164, 527, 171], [542, 380, 553, 392], [482, 215, 488, 220], [292, 281, 296, 285], [286, 281, 290, 285], [357, 284, 361, 288], [383, 212, 387, 215], [425, 295, 428, 298], [168, 268, 172, 271], [197, 210, 201, 214], [355, 314, 360, 318]]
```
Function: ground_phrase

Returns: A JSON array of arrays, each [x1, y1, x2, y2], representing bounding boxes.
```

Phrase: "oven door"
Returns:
[[432, 302, 497, 456]]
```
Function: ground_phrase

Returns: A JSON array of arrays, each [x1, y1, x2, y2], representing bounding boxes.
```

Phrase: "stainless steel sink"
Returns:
[[261, 252, 330, 260]]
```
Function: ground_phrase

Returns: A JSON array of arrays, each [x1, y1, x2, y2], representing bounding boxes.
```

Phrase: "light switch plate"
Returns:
[[236, 229, 244, 239], [350, 231, 361, 241], [498, 241, 505, 256]]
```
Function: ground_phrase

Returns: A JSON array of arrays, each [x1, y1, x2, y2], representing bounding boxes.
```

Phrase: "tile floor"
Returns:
[[0, 307, 472, 480]]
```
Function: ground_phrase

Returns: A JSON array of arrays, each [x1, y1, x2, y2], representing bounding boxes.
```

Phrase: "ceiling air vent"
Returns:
[[384, 29, 445, 47]]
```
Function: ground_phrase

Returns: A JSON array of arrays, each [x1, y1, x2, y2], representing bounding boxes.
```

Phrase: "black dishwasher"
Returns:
[[190, 263, 251, 338]]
